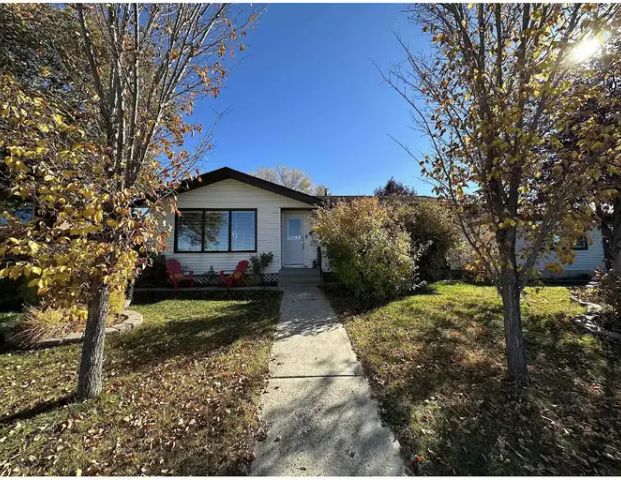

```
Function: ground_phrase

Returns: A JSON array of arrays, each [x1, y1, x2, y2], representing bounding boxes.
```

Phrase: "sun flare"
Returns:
[[570, 35, 603, 63]]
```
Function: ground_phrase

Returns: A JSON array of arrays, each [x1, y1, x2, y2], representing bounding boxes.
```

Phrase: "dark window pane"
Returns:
[[231, 211, 256, 251], [176, 211, 203, 251], [574, 236, 588, 250], [205, 211, 229, 251]]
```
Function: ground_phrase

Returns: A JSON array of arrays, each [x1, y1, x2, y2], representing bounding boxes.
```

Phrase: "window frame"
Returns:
[[573, 236, 589, 251], [174, 208, 258, 253]]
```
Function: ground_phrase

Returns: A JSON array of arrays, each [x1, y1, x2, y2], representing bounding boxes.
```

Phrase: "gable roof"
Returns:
[[177, 167, 322, 205]]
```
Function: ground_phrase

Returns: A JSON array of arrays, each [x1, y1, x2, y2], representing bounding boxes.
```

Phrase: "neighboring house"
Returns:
[[160, 166, 605, 284], [449, 227, 605, 281], [522, 230, 605, 280]]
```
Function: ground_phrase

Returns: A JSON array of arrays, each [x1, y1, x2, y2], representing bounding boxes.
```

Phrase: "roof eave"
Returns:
[[176, 167, 322, 205]]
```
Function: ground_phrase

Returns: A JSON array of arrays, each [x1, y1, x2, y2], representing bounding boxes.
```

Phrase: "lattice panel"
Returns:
[[193, 273, 278, 287]]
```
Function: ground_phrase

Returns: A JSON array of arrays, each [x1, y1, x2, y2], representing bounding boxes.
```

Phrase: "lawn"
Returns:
[[0, 311, 21, 340], [0, 290, 281, 475], [327, 281, 621, 475]]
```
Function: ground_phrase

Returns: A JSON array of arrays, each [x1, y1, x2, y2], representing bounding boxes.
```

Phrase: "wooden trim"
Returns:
[[174, 208, 258, 253]]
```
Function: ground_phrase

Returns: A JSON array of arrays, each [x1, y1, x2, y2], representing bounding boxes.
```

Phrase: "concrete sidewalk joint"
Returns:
[[251, 287, 404, 476]]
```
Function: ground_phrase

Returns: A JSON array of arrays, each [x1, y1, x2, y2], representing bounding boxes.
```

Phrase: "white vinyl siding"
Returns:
[[449, 228, 605, 279], [161, 178, 315, 274], [526, 228, 605, 278]]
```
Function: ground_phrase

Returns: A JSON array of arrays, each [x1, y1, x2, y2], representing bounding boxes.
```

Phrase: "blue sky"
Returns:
[[193, 4, 434, 196]]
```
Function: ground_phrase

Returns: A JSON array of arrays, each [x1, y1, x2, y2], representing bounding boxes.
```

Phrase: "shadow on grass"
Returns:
[[1, 291, 281, 433], [131, 289, 277, 306], [113, 301, 276, 372], [331, 285, 621, 475], [0, 394, 75, 425], [322, 282, 441, 317]]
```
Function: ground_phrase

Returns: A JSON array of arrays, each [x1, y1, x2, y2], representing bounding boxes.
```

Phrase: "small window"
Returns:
[[550, 234, 589, 251], [175, 209, 256, 253], [574, 236, 588, 250]]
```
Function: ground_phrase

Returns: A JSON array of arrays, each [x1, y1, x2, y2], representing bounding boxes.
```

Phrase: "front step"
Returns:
[[278, 268, 322, 287]]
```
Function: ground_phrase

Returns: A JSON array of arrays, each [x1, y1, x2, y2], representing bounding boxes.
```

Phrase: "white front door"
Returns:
[[282, 212, 306, 267]]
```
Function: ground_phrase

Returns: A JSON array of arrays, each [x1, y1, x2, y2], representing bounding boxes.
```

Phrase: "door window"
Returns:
[[287, 218, 302, 240]]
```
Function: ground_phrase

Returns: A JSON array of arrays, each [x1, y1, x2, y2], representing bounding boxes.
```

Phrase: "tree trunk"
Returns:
[[77, 282, 110, 399], [599, 197, 621, 276], [501, 270, 529, 385], [612, 197, 621, 276]]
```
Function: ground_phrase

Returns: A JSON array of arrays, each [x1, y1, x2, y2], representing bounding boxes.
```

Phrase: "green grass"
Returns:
[[0, 290, 281, 475], [327, 281, 621, 475], [0, 311, 22, 340]]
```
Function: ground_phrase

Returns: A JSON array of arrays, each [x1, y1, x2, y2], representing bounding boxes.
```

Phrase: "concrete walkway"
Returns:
[[251, 287, 404, 476]]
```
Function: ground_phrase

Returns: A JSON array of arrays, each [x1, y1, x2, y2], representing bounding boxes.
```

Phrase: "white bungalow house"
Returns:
[[160, 167, 326, 286], [159, 166, 605, 285]]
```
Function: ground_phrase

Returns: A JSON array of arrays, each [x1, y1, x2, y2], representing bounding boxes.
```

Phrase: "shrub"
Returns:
[[249, 252, 274, 274], [9, 283, 126, 346], [0, 277, 39, 311], [14, 305, 87, 346], [134, 253, 168, 287], [390, 199, 460, 280], [249, 252, 274, 285], [313, 197, 422, 303]]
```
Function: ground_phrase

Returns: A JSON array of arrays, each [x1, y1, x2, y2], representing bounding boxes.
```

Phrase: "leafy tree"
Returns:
[[0, 4, 94, 206], [0, 74, 137, 324], [563, 30, 621, 275], [251, 165, 328, 195], [313, 184, 330, 196], [313, 197, 422, 303], [374, 177, 417, 197], [0, 4, 255, 399], [0, 5, 89, 106], [386, 4, 618, 384]]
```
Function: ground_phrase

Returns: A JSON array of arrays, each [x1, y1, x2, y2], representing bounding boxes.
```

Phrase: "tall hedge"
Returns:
[[313, 197, 422, 302], [390, 199, 460, 280]]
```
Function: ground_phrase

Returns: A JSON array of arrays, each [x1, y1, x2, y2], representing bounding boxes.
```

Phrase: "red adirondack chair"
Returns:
[[219, 260, 250, 287], [166, 259, 194, 291]]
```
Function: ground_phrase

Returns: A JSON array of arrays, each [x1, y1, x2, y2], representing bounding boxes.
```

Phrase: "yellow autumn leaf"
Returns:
[[28, 240, 39, 253]]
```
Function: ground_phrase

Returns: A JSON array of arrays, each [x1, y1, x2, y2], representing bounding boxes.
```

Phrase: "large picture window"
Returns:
[[175, 209, 256, 253]]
